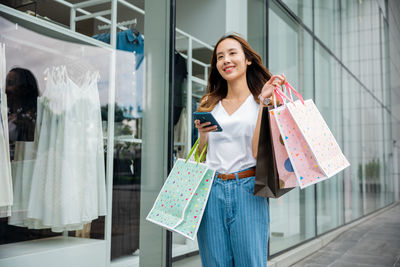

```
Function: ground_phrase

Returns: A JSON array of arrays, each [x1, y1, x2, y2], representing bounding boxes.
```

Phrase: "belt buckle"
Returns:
[[220, 174, 229, 180]]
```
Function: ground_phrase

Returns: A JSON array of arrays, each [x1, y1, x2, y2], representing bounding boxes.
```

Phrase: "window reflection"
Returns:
[[6, 68, 39, 142]]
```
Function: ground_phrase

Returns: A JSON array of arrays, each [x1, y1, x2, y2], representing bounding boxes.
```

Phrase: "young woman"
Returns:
[[195, 34, 286, 266]]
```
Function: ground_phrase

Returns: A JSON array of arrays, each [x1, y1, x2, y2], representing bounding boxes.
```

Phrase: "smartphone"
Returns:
[[193, 112, 223, 132]]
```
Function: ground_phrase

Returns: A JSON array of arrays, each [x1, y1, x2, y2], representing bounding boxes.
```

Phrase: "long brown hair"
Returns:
[[197, 34, 272, 112]]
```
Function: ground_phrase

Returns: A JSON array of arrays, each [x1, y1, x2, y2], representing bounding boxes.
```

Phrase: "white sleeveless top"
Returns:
[[206, 94, 259, 174]]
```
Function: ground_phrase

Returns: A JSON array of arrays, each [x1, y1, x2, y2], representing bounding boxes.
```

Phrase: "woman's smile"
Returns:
[[223, 65, 235, 73]]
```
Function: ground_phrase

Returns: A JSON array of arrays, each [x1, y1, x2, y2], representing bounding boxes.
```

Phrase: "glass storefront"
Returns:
[[172, 0, 268, 259], [314, 42, 344, 234], [0, 0, 398, 266], [268, 0, 316, 254], [342, 71, 363, 223], [172, 0, 396, 262], [267, 0, 395, 257], [0, 1, 169, 266], [267, 0, 395, 258]]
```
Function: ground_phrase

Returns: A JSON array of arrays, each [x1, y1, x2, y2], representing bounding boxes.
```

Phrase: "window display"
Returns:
[[9, 65, 106, 232], [0, 15, 135, 246]]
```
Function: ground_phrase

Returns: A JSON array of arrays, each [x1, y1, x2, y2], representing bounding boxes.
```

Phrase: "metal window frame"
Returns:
[[166, 0, 176, 266]]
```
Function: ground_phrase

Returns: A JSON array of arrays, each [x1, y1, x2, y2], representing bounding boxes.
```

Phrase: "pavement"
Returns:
[[291, 202, 400, 267]]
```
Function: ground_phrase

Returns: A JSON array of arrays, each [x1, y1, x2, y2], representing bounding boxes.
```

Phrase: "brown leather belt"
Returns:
[[217, 167, 256, 180]]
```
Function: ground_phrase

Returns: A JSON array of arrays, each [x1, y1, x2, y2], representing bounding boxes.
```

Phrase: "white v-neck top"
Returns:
[[206, 94, 259, 174]]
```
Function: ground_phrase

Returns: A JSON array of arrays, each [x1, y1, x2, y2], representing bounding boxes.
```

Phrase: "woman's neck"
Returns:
[[225, 77, 251, 100]]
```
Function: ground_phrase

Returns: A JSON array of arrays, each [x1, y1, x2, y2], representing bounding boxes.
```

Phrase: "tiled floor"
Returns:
[[292, 203, 400, 267]]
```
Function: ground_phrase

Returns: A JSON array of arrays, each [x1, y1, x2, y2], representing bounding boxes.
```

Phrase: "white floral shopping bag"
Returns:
[[284, 83, 350, 179], [146, 139, 215, 240], [272, 82, 350, 188]]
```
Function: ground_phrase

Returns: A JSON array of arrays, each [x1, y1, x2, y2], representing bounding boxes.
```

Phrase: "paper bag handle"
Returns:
[[273, 82, 305, 108], [284, 82, 305, 105], [273, 86, 293, 108], [186, 138, 208, 164]]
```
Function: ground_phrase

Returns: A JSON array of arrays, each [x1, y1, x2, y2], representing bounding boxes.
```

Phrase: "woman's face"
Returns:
[[215, 38, 251, 82]]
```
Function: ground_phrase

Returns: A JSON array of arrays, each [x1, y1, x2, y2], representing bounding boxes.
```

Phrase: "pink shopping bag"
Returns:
[[284, 83, 350, 178], [269, 110, 297, 188], [271, 83, 349, 189]]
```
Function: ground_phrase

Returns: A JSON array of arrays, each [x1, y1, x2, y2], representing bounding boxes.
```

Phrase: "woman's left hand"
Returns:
[[258, 73, 286, 103]]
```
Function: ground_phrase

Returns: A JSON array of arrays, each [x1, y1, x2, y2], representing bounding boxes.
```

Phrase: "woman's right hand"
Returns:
[[259, 74, 286, 102], [194, 120, 218, 135], [195, 120, 215, 157]]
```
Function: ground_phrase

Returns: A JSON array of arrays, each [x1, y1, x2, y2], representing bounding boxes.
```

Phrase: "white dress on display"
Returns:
[[0, 43, 13, 218], [9, 66, 106, 232], [8, 141, 36, 224]]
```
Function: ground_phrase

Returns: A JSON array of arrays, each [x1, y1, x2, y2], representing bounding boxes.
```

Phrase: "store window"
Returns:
[[268, 0, 316, 254], [362, 91, 385, 214], [314, 0, 340, 59], [342, 71, 364, 223], [0, 15, 133, 265], [341, 0, 361, 78], [0, 1, 169, 266], [314, 42, 344, 234], [358, 0, 381, 101], [281, 0, 313, 30], [173, 0, 226, 259], [172, 0, 268, 261]]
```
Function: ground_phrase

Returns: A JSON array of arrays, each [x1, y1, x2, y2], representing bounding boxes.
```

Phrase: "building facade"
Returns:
[[0, 0, 398, 266]]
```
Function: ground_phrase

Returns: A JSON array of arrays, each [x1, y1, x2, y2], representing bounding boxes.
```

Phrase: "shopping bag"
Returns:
[[285, 83, 350, 178], [254, 105, 295, 198], [269, 107, 298, 188], [272, 82, 350, 189], [146, 139, 215, 240]]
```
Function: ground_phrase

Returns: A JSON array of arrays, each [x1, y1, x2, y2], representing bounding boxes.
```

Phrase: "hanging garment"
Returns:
[[0, 43, 13, 218], [93, 30, 144, 119], [9, 66, 106, 232], [8, 141, 36, 224], [92, 30, 144, 68], [173, 51, 187, 126], [174, 107, 188, 159]]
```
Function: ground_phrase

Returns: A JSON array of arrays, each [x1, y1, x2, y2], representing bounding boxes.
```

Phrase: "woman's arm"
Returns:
[[198, 131, 209, 156], [252, 74, 286, 158], [195, 120, 217, 160]]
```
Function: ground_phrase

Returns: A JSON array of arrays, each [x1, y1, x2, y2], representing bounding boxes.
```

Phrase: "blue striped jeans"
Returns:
[[197, 169, 270, 267]]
